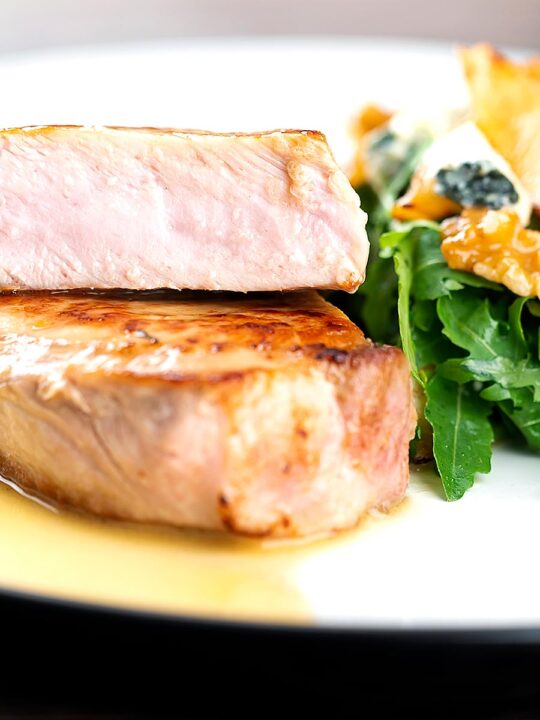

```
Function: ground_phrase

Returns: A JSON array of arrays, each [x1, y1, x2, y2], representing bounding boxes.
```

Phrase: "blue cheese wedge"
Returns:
[[394, 122, 532, 224]]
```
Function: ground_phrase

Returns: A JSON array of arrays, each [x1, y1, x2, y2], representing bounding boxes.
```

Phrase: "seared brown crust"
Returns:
[[0, 290, 414, 537], [1, 126, 326, 141], [0, 290, 367, 382]]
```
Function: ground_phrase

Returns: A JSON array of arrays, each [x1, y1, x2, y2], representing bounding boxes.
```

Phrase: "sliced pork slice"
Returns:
[[0, 126, 368, 292], [0, 290, 414, 537]]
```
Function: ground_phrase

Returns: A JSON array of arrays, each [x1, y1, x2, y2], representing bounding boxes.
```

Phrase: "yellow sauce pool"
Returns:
[[0, 478, 412, 624]]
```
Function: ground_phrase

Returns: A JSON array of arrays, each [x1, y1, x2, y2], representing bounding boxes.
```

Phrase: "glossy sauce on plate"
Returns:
[[0, 477, 409, 623]]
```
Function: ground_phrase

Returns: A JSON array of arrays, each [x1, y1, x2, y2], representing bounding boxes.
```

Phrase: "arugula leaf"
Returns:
[[462, 358, 540, 401], [412, 325, 456, 372], [437, 292, 510, 359], [527, 300, 540, 318], [480, 384, 513, 402], [413, 228, 472, 300], [389, 229, 419, 380], [498, 388, 540, 450], [437, 291, 540, 400], [412, 299, 437, 332], [425, 374, 494, 500], [380, 228, 410, 255], [355, 256, 398, 343], [448, 271, 504, 293], [508, 297, 529, 358], [381, 227, 439, 381], [437, 358, 475, 384]]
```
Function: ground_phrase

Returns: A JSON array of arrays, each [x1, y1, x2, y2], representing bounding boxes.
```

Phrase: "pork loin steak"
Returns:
[[0, 126, 368, 293], [0, 290, 414, 537]]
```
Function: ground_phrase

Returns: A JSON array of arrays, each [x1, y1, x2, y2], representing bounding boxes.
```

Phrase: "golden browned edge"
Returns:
[[0, 290, 371, 384], [0, 125, 327, 143]]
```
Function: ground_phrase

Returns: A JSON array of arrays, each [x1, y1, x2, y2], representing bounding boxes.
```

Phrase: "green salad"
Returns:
[[339, 116, 540, 501]]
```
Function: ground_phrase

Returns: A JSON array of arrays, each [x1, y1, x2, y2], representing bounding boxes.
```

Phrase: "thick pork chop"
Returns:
[[0, 126, 368, 293], [0, 290, 414, 537]]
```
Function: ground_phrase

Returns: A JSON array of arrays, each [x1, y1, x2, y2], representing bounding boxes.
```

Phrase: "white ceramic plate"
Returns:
[[0, 37, 538, 630]]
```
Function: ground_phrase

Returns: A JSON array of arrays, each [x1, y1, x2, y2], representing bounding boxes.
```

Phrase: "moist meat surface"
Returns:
[[0, 290, 414, 537], [0, 126, 368, 293]]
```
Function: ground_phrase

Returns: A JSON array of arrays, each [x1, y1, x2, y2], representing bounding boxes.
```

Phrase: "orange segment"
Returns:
[[392, 176, 461, 221], [441, 208, 540, 297]]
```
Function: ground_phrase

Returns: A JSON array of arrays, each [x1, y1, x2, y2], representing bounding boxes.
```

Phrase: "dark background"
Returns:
[[3, 590, 540, 719]]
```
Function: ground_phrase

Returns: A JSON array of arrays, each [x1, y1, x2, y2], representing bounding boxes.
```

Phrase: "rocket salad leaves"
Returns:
[[424, 375, 493, 500], [375, 224, 540, 499], [340, 117, 540, 498]]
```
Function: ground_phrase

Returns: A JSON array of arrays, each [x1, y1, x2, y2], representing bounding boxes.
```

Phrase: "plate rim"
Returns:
[[4, 584, 540, 644]]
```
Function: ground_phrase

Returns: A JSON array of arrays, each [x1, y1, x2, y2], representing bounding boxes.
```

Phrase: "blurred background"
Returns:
[[0, 0, 538, 53], [0, 0, 537, 171]]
